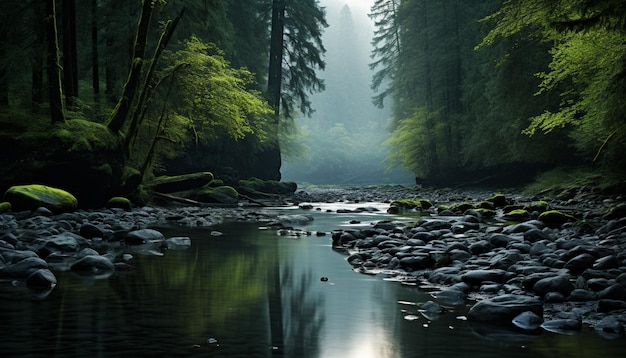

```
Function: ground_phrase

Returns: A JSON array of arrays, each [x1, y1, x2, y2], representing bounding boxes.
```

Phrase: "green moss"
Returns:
[[503, 209, 529, 221], [503, 204, 523, 213], [449, 202, 475, 213], [146, 172, 214, 193], [4, 184, 77, 212], [477, 201, 495, 210], [193, 185, 239, 204], [524, 200, 550, 213], [485, 193, 507, 207], [389, 198, 433, 211], [470, 208, 496, 218], [538, 210, 577, 226], [51, 119, 120, 154], [106, 196, 132, 211], [0, 201, 11, 213]]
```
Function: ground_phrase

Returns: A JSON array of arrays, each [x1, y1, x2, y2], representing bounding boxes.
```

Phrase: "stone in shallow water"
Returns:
[[540, 319, 582, 335], [512, 311, 543, 331], [594, 315, 625, 339], [467, 294, 543, 323], [533, 275, 574, 297]]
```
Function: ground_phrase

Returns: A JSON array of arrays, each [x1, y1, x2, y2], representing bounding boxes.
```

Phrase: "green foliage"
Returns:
[[385, 107, 440, 177], [163, 36, 273, 142]]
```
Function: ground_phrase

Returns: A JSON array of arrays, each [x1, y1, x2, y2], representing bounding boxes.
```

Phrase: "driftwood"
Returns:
[[153, 191, 205, 206], [153, 191, 272, 207]]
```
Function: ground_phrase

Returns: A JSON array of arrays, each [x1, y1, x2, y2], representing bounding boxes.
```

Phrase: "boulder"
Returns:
[[467, 294, 543, 322], [190, 185, 239, 204], [538, 210, 577, 227], [70, 255, 115, 274], [106, 196, 132, 211], [26, 268, 57, 290], [4, 184, 77, 213], [533, 275, 575, 297], [125, 229, 165, 245]]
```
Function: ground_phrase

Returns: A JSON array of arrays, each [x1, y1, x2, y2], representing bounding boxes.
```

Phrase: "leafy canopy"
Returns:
[[162, 36, 273, 143]]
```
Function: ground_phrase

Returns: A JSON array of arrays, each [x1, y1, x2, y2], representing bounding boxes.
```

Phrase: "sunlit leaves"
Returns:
[[162, 36, 273, 143]]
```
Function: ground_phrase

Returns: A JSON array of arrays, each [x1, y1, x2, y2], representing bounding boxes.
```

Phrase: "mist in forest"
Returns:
[[281, 1, 413, 185]]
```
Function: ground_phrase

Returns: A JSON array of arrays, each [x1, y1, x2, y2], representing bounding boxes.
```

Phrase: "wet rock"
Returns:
[[0, 256, 48, 277], [166, 237, 192, 249], [544, 291, 566, 303], [70, 255, 115, 274], [461, 269, 514, 286], [468, 240, 492, 255], [568, 288, 597, 301], [597, 299, 626, 313], [125, 228, 165, 245], [467, 294, 543, 323], [26, 268, 57, 290], [541, 319, 582, 335], [594, 315, 625, 339], [564, 253, 596, 275], [512, 311, 543, 331], [523, 228, 552, 243], [533, 275, 575, 297], [593, 255, 620, 270], [488, 233, 516, 248], [399, 254, 434, 271], [598, 284, 626, 301]]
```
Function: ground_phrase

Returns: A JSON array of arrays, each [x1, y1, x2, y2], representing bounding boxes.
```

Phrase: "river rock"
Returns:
[[541, 319, 582, 335], [567, 288, 597, 301], [125, 228, 165, 245], [26, 268, 57, 290], [3, 184, 78, 213], [598, 284, 626, 301], [533, 275, 575, 297], [564, 253, 596, 275], [0, 256, 48, 277], [461, 269, 514, 285], [512, 310, 543, 331], [70, 255, 115, 274], [467, 294, 543, 322]]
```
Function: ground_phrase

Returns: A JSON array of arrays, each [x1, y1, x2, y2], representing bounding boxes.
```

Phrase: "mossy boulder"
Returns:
[[538, 210, 577, 226], [524, 200, 550, 213], [4, 184, 77, 213], [237, 177, 297, 195], [106, 197, 132, 211], [0, 118, 129, 208], [503, 209, 530, 221], [388, 198, 433, 213], [449, 202, 475, 213], [0, 201, 11, 213], [486, 193, 508, 208], [190, 185, 239, 204], [145, 172, 215, 193], [469, 208, 496, 218]]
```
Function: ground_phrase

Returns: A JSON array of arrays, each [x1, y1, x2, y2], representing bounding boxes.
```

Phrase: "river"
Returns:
[[1, 202, 624, 357]]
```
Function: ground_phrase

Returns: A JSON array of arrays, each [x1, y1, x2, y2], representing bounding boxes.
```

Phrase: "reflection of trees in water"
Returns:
[[279, 266, 324, 357]]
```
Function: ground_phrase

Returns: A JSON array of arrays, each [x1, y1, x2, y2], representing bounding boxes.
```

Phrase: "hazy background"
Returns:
[[280, 0, 414, 185]]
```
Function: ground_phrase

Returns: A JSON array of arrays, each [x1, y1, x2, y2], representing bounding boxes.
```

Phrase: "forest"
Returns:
[[0, 0, 625, 207]]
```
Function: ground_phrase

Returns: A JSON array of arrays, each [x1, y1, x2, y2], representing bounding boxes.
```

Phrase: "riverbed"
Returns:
[[1, 199, 625, 357]]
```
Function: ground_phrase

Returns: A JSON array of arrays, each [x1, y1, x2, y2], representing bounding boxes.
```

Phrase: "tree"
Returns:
[[369, 0, 401, 108], [481, 0, 626, 172], [62, 0, 78, 106], [45, 0, 65, 123]]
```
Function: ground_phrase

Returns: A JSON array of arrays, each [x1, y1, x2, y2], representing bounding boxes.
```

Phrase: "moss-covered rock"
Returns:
[[524, 200, 550, 213], [538, 210, 577, 226], [388, 198, 433, 213], [449, 202, 475, 213], [485, 193, 508, 208], [0, 201, 11, 213], [237, 177, 297, 195], [503, 209, 529, 221], [4, 184, 77, 212], [190, 185, 239, 204], [106, 196, 132, 211], [146, 172, 214, 193], [477, 201, 495, 210], [469, 207, 496, 218]]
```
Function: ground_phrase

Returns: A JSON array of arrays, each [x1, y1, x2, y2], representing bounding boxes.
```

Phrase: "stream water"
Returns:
[[1, 202, 625, 357]]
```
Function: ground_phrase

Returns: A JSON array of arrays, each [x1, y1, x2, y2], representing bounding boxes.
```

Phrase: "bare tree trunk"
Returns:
[[31, 0, 46, 111], [46, 0, 65, 123], [91, 0, 100, 100], [62, 0, 78, 106], [107, 0, 154, 133]]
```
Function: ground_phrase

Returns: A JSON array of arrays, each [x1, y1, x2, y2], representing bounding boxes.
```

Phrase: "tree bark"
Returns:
[[62, 0, 78, 106], [45, 0, 65, 123], [107, 0, 154, 134], [91, 0, 100, 99]]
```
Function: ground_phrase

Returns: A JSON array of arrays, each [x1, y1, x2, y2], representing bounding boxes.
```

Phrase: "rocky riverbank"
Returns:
[[1, 183, 625, 339], [307, 185, 626, 339]]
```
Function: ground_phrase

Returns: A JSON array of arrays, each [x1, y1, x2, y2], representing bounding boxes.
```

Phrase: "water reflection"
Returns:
[[1, 211, 626, 357]]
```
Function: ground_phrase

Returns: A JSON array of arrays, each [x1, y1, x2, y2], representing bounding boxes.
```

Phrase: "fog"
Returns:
[[281, 1, 413, 185]]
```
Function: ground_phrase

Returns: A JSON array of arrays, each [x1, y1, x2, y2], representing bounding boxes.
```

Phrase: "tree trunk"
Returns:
[[0, 26, 9, 108], [46, 0, 65, 123], [31, 0, 46, 111], [107, 0, 154, 134], [91, 0, 100, 99], [62, 0, 78, 106], [258, 0, 285, 181]]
